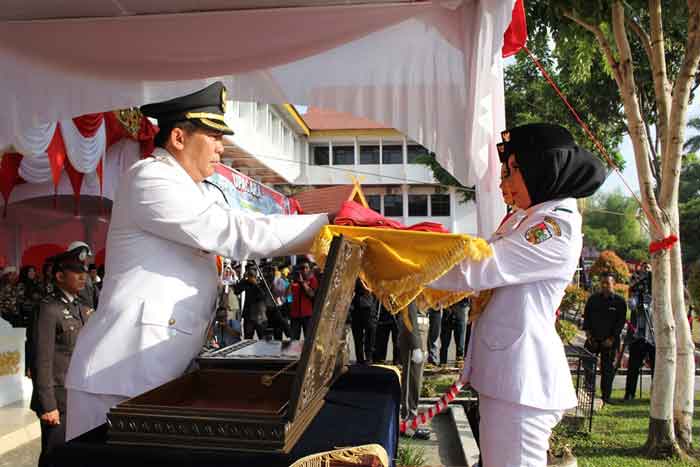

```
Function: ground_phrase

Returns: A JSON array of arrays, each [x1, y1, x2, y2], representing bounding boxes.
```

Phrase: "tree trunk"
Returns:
[[670, 189, 696, 455], [645, 246, 680, 457]]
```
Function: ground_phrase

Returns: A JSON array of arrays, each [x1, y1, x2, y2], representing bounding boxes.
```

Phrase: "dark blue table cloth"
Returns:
[[54, 365, 400, 467]]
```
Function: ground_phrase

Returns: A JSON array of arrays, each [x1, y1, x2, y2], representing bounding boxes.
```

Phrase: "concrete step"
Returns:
[[0, 398, 40, 458]]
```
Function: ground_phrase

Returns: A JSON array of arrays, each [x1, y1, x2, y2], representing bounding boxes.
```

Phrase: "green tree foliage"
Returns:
[[688, 260, 700, 312], [583, 192, 649, 262], [679, 153, 700, 265], [505, 36, 626, 169], [683, 118, 700, 154], [590, 250, 631, 284], [414, 152, 475, 203]]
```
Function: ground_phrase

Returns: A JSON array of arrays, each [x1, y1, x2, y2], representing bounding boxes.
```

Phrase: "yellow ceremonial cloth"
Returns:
[[310, 225, 491, 313], [289, 443, 389, 467]]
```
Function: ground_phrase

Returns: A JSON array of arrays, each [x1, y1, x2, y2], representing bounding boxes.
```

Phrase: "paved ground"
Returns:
[[0, 438, 38, 467], [398, 408, 467, 467]]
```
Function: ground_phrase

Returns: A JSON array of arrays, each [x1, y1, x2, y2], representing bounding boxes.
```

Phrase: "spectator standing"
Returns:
[[624, 268, 655, 400], [426, 308, 441, 365], [30, 250, 92, 467], [582, 274, 627, 404], [41, 262, 54, 296], [66, 242, 99, 310], [350, 280, 377, 364], [289, 260, 318, 339], [234, 269, 268, 340], [373, 304, 400, 364], [0, 266, 19, 324], [439, 299, 469, 366], [88, 264, 101, 291], [398, 302, 430, 438]]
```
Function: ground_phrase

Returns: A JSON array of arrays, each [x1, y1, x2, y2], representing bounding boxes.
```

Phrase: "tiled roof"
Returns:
[[301, 107, 392, 130], [293, 185, 356, 214]]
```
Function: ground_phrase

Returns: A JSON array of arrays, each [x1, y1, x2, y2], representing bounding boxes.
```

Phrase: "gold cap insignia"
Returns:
[[501, 130, 511, 142]]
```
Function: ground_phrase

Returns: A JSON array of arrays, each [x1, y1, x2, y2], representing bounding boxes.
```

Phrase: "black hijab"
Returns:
[[497, 123, 608, 206]]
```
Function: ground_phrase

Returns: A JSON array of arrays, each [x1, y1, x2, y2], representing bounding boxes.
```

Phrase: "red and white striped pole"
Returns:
[[399, 381, 463, 433]]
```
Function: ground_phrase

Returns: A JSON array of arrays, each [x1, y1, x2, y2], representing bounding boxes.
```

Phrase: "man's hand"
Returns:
[[40, 410, 60, 425]]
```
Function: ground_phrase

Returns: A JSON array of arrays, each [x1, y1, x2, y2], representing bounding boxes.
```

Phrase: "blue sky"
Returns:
[[601, 99, 700, 194]]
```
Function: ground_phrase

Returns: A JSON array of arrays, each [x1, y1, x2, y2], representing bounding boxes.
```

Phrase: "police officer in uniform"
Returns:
[[30, 250, 92, 467], [430, 124, 606, 466]]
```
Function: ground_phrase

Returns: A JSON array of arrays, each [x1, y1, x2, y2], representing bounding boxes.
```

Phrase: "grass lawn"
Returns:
[[558, 389, 700, 466]]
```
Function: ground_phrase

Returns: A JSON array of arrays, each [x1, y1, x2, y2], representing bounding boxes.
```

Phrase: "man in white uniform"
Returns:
[[65, 82, 330, 440], [431, 124, 607, 466]]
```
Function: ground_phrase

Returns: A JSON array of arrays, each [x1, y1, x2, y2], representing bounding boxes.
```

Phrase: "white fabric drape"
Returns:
[[18, 152, 52, 183], [12, 121, 55, 160], [0, 0, 514, 236], [60, 119, 106, 174], [8, 138, 140, 205]]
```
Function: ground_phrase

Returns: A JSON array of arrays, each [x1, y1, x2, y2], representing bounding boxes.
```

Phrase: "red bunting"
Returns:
[[47, 124, 68, 190], [649, 235, 679, 254], [0, 153, 23, 216], [502, 0, 527, 58], [72, 113, 104, 138], [64, 158, 84, 215]]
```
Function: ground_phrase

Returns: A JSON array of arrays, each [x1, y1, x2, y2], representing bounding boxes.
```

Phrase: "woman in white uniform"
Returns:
[[431, 123, 606, 466]]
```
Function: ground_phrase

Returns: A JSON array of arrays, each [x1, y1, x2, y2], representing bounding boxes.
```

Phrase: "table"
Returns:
[[54, 365, 400, 467]]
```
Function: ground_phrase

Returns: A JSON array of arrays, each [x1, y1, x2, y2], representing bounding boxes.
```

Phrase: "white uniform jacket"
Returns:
[[66, 149, 328, 398], [430, 198, 579, 410]]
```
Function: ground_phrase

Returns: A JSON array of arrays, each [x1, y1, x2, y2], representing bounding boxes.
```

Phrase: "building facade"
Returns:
[[222, 102, 477, 235]]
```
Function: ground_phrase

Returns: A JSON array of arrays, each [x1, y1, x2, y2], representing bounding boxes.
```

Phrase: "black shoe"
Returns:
[[414, 428, 431, 440]]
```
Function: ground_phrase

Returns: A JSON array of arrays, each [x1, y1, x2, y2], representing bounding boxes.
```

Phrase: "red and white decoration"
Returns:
[[399, 381, 464, 434], [0, 112, 157, 216]]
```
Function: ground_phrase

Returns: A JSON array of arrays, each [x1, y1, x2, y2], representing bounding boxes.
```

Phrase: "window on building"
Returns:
[[431, 194, 450, 216], [359, 145, 380, 164], [408, 194, 428, 216], [366, 194, 381, 213], [313, 146, 329, 165], [383, 194, 403, 216], [332, 145, 354, 165], [382, 145, 403, 164], [255, 103, 266, 133], [407, 145, 430, 164]]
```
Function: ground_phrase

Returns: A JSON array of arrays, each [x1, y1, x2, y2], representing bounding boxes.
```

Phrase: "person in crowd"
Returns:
[[41, 262, 54, 296], [429, 123, 606, 466], [17, 266, 43, 327], [439, 299, 469, 366], [0, 266, 19, 324], [426, 308, 441, 365], [87, 264, 101, 291], [289, 259, 318, 339], [234, 268, 269, 340], [65, 82, 331, 440], [66, 242, 99, 310], [582, 273, 627, 404], [17, 265, 44, 375], [398, 302, 430, 439], [263, 265, 291, 339], [373, 303, 400, 364], [30, 249, 92, 467], [350, 279, 377, 364], [624, 267, 655, 400]]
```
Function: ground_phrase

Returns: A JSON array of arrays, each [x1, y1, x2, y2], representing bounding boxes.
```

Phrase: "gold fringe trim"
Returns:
[[289, 444, 389, 467], [310, 226, 492, 314]]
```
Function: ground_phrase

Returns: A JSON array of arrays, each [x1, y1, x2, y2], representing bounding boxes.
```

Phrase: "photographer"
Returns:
[[289, 259, 318, 339], [582, 273, 627, 404], [624, 264, 654, 400], [234, 268, 268, 340]]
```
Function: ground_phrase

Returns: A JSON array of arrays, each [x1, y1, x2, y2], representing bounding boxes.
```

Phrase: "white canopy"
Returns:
[[0, 0, 513, 235]]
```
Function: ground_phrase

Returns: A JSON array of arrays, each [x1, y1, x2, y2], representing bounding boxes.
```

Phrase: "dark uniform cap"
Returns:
[[140, 81, 234, 135], [50, 250, 89, 273], [497, 123, 575, 164]]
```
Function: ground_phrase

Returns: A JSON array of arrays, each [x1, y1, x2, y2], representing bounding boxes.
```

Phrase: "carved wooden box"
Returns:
[[107, 235, 363, 453]]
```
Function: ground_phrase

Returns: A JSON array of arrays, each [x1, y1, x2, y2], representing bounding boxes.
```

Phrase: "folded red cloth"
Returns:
[[334, 200, 449, 233]]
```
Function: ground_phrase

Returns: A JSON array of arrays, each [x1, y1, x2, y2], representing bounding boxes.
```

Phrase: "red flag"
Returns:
[[502, 0, 527, 57]]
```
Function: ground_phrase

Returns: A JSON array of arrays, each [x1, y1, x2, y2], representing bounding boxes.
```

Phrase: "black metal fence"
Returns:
[[565, 344, 597, 432]]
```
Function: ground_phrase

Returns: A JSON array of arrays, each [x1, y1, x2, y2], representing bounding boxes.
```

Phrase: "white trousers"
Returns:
[[479, 395, 564, 467], [66, 389, 128, 441]]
